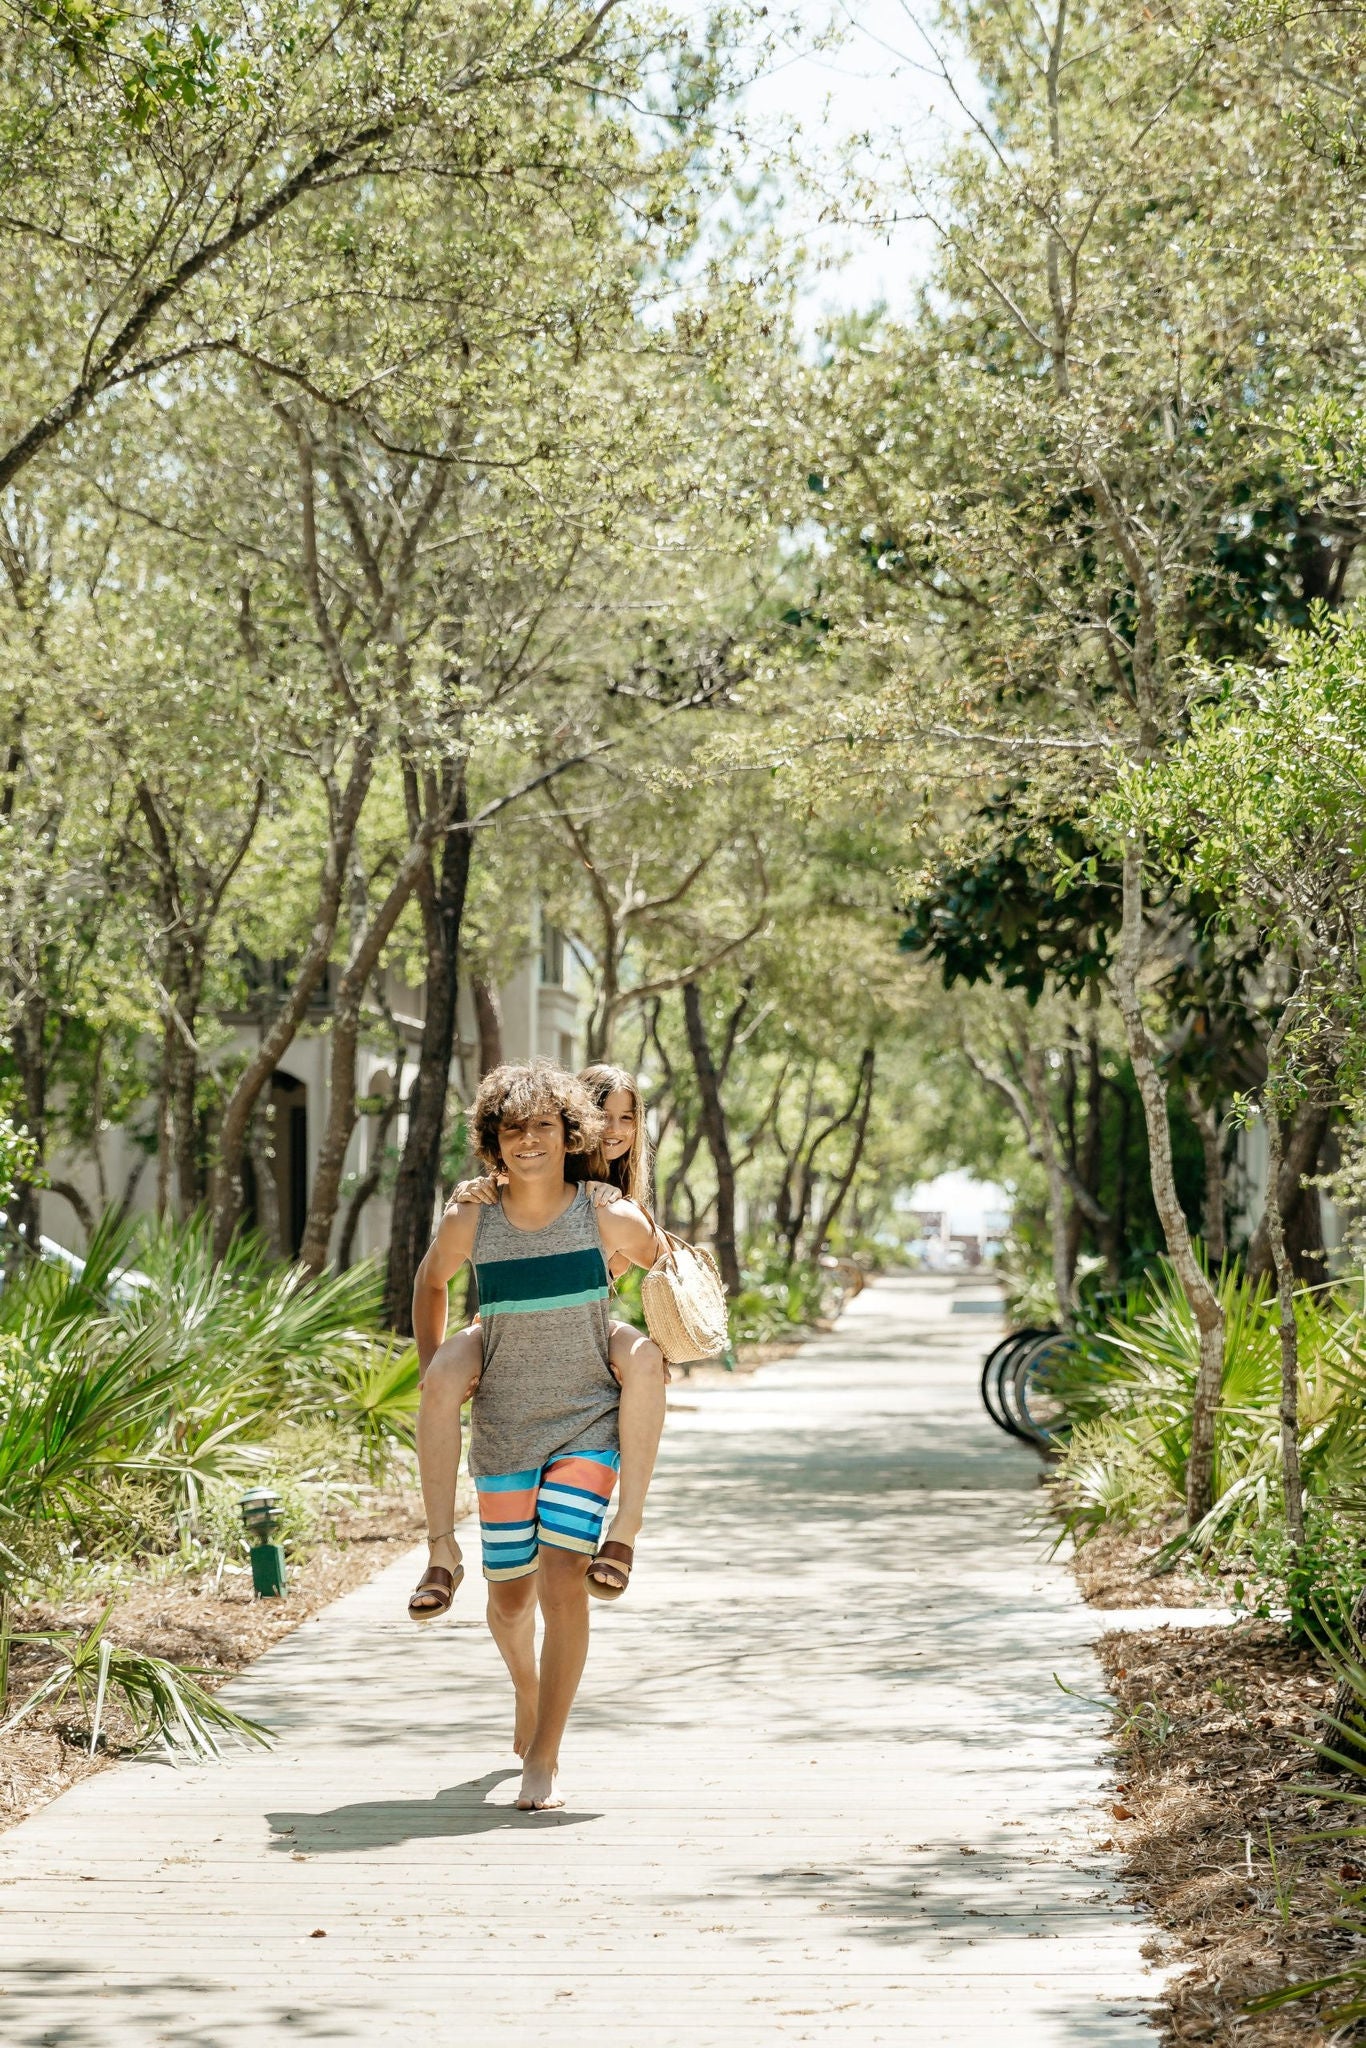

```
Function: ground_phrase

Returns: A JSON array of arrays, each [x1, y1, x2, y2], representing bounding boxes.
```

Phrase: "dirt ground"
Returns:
[[1072, 1529, 1365, 2045], [0, 1489, 429, 1836]]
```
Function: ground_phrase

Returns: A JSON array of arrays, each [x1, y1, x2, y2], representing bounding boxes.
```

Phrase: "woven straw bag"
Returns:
[[640, 1230, 729, 1365]]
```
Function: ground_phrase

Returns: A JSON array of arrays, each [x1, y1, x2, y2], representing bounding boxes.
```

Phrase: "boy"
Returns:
[[409, 1061, 663, 1811]]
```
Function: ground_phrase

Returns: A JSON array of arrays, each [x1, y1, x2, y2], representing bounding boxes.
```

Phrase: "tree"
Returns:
[[753, 0, 1360, 1519], [1120, 616, 1366, 1544], [0, 0, 638, 495]]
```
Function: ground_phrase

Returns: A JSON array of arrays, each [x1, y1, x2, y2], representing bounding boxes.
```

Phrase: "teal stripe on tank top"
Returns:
[[481, 1285, 608, 1317], [475, 1244, 608, 1312]]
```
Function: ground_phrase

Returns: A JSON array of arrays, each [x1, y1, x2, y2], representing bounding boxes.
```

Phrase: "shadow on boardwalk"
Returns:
[[267, 1768, 601, 1850]]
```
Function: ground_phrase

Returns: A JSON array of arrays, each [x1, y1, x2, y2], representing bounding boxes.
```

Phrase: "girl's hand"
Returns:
[[584, 1180, 623, 1207], [448, 1174, 503, 1207]]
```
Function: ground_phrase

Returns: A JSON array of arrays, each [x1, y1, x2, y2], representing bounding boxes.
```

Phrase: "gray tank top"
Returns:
[[468, 1186, 618, 1477]]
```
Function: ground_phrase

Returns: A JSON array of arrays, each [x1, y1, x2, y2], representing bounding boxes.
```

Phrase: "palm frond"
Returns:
[[1, 1607, 273, 1758]]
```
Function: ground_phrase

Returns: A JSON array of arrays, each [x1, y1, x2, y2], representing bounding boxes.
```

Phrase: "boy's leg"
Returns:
[[518, 1546, 591, 1810], [476, 1470, 543, 1755], [600, 1324, 666, 1555], [486, 1575, 540, 1758], [414, 1326, 481, 1579], [518, 1451, 617, 1809]]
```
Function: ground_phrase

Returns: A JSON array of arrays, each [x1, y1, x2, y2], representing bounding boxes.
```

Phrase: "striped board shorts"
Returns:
[[474, 1450, 620, 1581]]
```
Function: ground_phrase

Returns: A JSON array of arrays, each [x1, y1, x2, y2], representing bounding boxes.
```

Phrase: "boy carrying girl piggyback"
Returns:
[[406, 1059, 726, 1812]]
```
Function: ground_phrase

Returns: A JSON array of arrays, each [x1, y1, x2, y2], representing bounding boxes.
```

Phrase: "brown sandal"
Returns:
[[586, 1540, 633, 1602], [408, 1557, 463, 1622]]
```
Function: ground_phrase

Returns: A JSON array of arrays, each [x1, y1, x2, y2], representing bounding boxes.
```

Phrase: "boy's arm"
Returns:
[[412, 1204, 480, 1379], [597, 1198, 665, 1273]]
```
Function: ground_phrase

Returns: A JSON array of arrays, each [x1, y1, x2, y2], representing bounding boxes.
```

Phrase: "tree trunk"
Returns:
[[775, 1071, 816, 1265], [153, 960, 197, 1223], [297, 815, 437, 1277], [135, 778, 263, 1233], [1185, 1086, 1226, 1267], [172, 970, 205, 1221], [338, 1079, 401, 1272], [808, 1049, 875, 1258], [1022, 1042, 1078, 1327], [48, 1180, 94, 1238], [663, 1120, 704, 1236], [10, 990, 47, 1244], [209, 740, 374, 1259], [1081, 1023, 1122, 1285], [473, 978, 503, 1076], [168, 950, 207, 1220], [584, 946, 620, 1064], [794, 1051, 878, 1266], [248, 1095, 282, 1260], [1113, 1078, 1131, 1273], [1245, 1096, 1334, 1283], [115, 1154, 148, 1226], [155, 1013, 176, 1220], [385, 773, 471, 1331], [1114, 840, 1225, 1527], [682, 981, 741, 1296], [1263, 1088, 1306, 1550]]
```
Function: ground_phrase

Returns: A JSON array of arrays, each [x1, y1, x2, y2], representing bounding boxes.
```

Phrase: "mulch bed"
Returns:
[[0, 1489, 431, 1836], [1072, 1529, 1366, 2045]]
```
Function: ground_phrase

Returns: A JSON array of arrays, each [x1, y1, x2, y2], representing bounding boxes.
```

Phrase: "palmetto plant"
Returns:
[[1052, 1262, 1366, 1562], [327, 1343, 420, 1485], [114, 1216, 413, 1509], [0, 1211, 410, 1749], [1, 1605, 270, 1759]]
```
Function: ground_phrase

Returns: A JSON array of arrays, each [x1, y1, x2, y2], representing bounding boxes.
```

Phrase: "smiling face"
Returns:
[[599, 1088, 637, 1164], [497, 1109, 568, 1185]]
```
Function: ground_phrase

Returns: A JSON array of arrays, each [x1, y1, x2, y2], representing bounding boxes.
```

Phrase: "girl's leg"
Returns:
[[599, 1321, 666, 1558], [415, 1324, 482, 1577]]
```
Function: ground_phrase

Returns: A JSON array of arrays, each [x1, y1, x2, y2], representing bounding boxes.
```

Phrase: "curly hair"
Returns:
[[471, 1061, 604, 1171]]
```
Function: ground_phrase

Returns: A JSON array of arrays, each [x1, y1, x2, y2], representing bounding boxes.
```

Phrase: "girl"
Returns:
[[412, 1063, 665, 1614]]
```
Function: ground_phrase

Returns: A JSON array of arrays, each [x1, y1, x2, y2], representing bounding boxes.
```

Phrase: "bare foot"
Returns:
[[515, 1757, 563, 1811], [428, 1533, 463, 1574], [512, 1687, 539, 1759]]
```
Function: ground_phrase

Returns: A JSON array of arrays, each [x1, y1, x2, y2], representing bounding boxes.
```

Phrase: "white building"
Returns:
[[898, 1171, 1013, 1268], [39, 909, 585, 1264]]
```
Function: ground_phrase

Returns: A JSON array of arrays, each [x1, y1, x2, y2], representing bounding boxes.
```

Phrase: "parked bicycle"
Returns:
[[979, 1325, 1073, 1449]]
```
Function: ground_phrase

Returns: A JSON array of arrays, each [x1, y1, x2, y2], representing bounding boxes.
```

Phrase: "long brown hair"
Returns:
[[576, 1063, 653, 1210]]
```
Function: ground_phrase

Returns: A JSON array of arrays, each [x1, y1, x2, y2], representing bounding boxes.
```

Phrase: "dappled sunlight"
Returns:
[[0, 1280, 1163, 2043]]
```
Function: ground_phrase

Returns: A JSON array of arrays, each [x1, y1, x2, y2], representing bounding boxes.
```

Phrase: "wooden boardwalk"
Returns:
[[0, 1277, 1165, 2046]]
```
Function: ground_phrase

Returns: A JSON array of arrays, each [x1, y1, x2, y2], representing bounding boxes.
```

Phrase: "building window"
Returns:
[[539, 922, 566, 986]]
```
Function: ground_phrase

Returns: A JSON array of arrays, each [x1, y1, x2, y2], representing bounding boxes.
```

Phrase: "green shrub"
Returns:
[[1050, 1262, 1366, 1628], [729, 1254, 829, 1345], [1237, 1505, 1366, 1642], [0, 1211, 414, 1709]]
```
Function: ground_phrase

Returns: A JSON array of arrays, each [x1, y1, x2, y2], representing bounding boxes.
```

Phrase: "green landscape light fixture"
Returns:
[[239, 1486, 287, 1599]]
